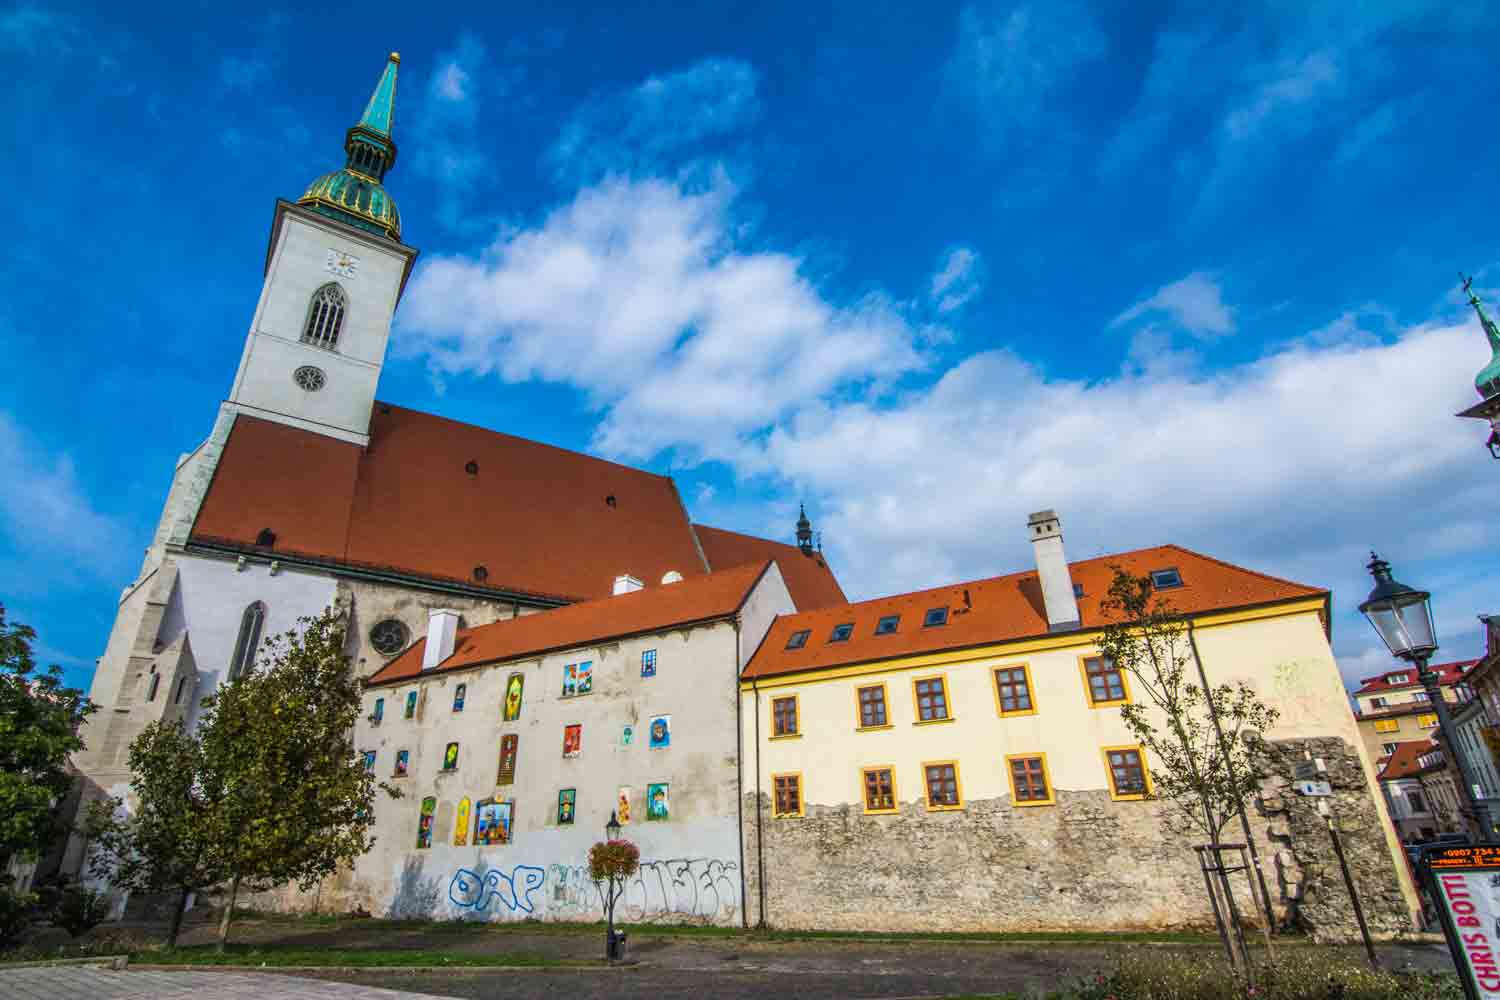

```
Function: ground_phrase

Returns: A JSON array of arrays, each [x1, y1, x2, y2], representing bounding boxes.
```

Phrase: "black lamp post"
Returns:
[[1359, 552, 1489, 841], [604, 811, 623, 962]]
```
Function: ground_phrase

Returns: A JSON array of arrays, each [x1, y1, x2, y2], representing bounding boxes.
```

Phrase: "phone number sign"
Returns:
[[1425, 846, 1500, 999]]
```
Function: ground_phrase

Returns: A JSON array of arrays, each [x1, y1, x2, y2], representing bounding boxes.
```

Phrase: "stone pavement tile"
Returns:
[[0, 967, 462, 1000]]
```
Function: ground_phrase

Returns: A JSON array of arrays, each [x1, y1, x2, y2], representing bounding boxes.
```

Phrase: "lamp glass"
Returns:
[[605, 812, 621, 841], [1363, 589, 1436, 659]]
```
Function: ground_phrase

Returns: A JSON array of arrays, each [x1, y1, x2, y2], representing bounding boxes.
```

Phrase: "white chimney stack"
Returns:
[[613, 574, 644, 596], [1028, 510, 1080, 632], [422, 609, 461, 670]]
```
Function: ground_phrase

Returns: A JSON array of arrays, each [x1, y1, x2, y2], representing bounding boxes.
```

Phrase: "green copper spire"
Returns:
[[296, 52, 403, 241], [357, 52, 399, 141], [1462, 275, 1500, 399]]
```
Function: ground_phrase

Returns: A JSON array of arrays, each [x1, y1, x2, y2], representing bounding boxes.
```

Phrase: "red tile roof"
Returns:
[[1378, 739, 1442, 781], [367, 560, 775, 686], [1353, 661, 1475, 696], [192, 406, 749, 601], [743, 544, 1325, 681], [692, 524, 846, 611]]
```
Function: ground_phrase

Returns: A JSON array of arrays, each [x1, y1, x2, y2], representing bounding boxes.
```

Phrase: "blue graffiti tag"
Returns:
[[449, 865, 546, 914]]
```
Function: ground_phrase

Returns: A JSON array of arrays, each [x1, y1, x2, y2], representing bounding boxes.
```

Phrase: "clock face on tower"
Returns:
[[325, 249, 360, 278]]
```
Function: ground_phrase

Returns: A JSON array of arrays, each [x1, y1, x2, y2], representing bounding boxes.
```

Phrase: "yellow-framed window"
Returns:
[[1373, 718, 1399, 733], [855, 683, 890, 730], [1007, 753, 1054, 806], [772, 772, 804, 817], [922, 760, 963, 810], [771, 694, 800, 738], [1418, 713, 1439, 729], [861, 766, 898, 814], [913, 675, 952, 723], [1080, 655, 1130, 707], [1103, 745, 1151, 800], [992, 664, 1037, 717]]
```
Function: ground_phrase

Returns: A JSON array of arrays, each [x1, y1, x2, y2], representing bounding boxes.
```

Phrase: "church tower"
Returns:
[[226, 53, 419, 446]]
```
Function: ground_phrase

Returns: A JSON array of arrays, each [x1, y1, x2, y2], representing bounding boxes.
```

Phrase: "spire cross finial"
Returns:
[[1462, 273, 1479, 305]]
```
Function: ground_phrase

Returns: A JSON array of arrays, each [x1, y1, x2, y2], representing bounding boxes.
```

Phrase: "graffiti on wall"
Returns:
[[448, 864, 546, 914], [546, 857, 739, 922], [444, 857, 739, 922]]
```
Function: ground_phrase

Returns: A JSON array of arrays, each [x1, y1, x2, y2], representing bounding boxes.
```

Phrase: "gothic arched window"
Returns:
[[228, 601, 266, 681], [301, 283, 346, 350]]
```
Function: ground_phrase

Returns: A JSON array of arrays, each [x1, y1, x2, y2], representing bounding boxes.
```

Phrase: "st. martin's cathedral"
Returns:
[[68, 54, 844, 838]]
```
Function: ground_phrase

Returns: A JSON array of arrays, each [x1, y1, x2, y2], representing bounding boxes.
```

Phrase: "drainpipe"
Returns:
[[752, 675, 767, 928], [1187, 619, 1278, 953], [734, 618, 748, 929]]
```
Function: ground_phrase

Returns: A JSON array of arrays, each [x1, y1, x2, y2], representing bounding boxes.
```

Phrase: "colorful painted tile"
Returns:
[[563, 724, 582, 758], [557, 788, 576, 825], [648, 714, 671, 750], [646, 782, 669, 821], [503, 673, 524, 721]]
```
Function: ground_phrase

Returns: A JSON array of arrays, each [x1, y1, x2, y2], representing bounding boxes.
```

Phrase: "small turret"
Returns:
[[795, 504, 814, 556], [1455, 275, 1500, 459]]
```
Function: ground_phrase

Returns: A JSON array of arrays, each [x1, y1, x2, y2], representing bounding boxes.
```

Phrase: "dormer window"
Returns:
[[874, 615, 900, 635], [1388, 673, 1409, 684], [1149, 568, 1183, 590], [924, 607, 949, 627], [785, 629, 810, 650], [829, 623, 853, 643]]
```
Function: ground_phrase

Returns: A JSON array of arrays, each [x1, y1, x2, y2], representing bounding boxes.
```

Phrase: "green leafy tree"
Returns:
[[201, 609, 398, 951], [0, 605, 96, 874], [90, 609, 395, 951], [1095, 570, 1280, 841], [85, 719, 223, 947]]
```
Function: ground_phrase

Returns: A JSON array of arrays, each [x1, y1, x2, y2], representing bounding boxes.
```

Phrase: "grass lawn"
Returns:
[[131, 943, 590, 968], [232, 909, 1228, 945]]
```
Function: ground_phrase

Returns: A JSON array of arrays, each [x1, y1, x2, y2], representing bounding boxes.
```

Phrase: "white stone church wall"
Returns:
[[171, 554, 337, 729]]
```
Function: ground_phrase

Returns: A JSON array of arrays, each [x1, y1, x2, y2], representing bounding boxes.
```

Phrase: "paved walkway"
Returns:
[[0, 966, 460, 1000]]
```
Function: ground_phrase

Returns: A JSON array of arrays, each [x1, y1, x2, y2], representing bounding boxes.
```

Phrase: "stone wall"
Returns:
[[743, 736, 1415, 940]]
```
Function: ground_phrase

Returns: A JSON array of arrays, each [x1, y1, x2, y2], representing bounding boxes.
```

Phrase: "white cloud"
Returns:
[[0, 412, 126, 591], [547, 57, 760, 186], [930, 247, 982, 314], [944, 0, 1105, 141], [1112, 271, 1234, 339], [397, 175, 926, 463], [434, 61, 471, 102], [1223, 50, 1340, 141]]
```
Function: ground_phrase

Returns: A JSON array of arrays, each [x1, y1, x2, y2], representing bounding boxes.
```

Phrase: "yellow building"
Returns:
[[1350, 660, 1475, 765], [738, 512, 1418, 938]]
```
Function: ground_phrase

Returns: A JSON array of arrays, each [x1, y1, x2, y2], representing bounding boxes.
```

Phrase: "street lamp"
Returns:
[[1359, 552, 1489, 841], [604, 811, 624, 962]]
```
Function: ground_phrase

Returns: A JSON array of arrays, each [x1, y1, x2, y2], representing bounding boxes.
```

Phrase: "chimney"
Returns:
[[1028, 510, 1080, 632], [422, 609, 461, 670], [613, 574, 644, 596]]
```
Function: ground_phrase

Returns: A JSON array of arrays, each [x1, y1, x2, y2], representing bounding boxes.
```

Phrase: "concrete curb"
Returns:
[[0, 954, 129, 970], [128, 962, 624, 974]]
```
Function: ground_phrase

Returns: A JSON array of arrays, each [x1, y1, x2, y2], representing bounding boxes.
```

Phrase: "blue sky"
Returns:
[[3, 1, 1498, 696]]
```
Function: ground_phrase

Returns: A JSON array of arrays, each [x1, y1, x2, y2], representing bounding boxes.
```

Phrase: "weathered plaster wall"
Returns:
[[337, 577, 530, 683], [303, 616, 751, 923], [739, 607, 1419, 939]]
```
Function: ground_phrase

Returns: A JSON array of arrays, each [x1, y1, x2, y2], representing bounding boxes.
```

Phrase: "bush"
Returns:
[[1072, 950, 1463, 1000], [53, 885, 109, 938], [588, 839, 640, 882], [0, 886, 36, 950]]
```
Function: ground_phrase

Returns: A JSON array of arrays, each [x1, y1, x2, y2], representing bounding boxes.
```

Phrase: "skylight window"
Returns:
[[829, 623, 854, 643], [875, 615, 900, 635], [785, 629, 811, 650], [924, 607, 949, 627], [1149, 568, 1183, 590]]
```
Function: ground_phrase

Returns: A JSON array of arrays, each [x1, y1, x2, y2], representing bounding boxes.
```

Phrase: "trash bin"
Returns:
[[608, 929, 628, 961]]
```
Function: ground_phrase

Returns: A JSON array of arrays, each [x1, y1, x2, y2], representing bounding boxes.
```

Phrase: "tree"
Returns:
[[85, 719, 222, 947], [589, 838, 639, 962], [89, 608, 397, 950], [200, 609, 398, 951], [0, 605, 96, 875], [1095, 569, 1279, 841]]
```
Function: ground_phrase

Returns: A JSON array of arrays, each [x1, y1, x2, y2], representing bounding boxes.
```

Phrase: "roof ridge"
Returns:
[[372, 401, 674, 481], [694, 522, 801, 553], [1155, 543, 1324, 596]]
